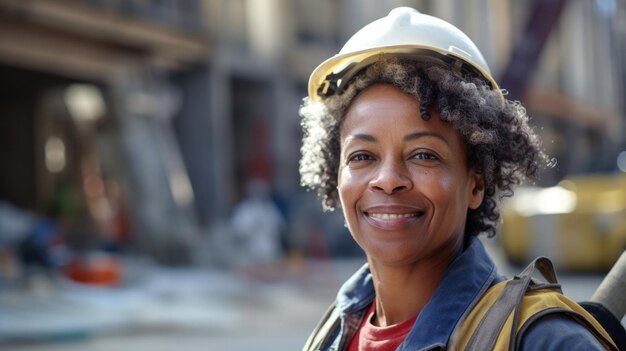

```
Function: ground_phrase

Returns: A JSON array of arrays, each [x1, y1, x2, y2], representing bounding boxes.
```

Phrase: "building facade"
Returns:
[[0, 0, 624, 264]]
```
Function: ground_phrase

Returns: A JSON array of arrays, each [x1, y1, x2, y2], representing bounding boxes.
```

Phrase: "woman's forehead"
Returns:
[[340, 84, 466, 148], [348, 84, 420, 115]]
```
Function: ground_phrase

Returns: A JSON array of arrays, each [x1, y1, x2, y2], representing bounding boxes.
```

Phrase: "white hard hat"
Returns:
[[308, 7, 503, 103]]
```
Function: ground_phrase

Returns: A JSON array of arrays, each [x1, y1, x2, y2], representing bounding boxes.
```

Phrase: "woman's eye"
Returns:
[[412, 152, 439, 161], [348, 153, 374, 163]]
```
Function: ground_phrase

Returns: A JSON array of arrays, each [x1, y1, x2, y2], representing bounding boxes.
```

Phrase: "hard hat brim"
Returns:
[[308, 45, 503, 104]]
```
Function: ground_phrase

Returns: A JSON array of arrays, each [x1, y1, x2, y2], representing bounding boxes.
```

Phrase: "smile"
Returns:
[[367, 212, 419, 220], [363, 210, 423, 230]]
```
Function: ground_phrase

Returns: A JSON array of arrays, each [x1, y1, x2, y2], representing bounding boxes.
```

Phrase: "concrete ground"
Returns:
[[0, 240, 621, 351], [0, 258, 363, 351]]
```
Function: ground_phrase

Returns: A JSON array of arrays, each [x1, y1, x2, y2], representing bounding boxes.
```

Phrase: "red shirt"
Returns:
[[347, 303, 419, 351]]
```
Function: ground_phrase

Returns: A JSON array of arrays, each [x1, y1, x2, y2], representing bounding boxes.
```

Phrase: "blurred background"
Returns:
[[0, 0, 625, 350]]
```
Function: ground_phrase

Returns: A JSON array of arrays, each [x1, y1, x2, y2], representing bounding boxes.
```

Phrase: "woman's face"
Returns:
[[338, 84, 484, 267]]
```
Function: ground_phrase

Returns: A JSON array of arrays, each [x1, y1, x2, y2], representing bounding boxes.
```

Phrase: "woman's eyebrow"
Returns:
[[403, 131, 449, 145], [345, 133, 378, 143]]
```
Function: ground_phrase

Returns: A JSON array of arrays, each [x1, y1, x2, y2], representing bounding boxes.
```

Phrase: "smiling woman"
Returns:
[[299, 7, 617, 351], [338, 84, 481, 273], [301, 57, 540, 240]]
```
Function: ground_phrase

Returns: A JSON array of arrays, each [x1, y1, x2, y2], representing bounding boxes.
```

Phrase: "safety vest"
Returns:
[[303, 257, 617, 351], [449, 257, 616, 350]]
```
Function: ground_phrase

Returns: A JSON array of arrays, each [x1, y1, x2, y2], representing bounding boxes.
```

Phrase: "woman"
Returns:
[[299, 7, 615, 351]]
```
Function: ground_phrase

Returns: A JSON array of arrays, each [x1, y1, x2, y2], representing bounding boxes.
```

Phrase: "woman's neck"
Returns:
[[367, 247, 459, 327]]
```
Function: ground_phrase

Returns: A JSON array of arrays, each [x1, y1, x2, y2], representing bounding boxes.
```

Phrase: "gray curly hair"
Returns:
[[299, 58, 547, 237]]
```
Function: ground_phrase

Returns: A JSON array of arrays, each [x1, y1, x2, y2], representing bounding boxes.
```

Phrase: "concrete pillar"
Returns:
[[246, 0, 293, 63], [430, 0, 456, 24], [271, 75, 301, 196], [207, 63, 236, 219], [172, 67, 215, 226]]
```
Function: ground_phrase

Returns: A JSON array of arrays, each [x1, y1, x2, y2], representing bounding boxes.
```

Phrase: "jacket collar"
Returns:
[[335, 236, 499, 350], [336, 261, 376, 315]]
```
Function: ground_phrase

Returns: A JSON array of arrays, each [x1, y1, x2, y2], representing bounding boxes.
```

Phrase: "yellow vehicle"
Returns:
[[500, 173, 626, 271]]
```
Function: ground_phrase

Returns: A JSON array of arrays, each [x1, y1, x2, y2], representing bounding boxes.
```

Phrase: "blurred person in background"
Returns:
[[298, 7, 616, 351], [231, 178, 285, 277]]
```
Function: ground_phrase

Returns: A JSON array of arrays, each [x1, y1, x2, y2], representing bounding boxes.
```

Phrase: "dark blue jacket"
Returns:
[[319, 236, 605, 350]]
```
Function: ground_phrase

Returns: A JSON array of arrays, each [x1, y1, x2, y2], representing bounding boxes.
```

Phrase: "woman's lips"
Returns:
[[367, 212, 418, 220], [362, 206, 424, 230]]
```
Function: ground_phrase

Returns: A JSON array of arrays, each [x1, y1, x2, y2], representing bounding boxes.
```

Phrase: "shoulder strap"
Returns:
[[302, 302, 341, 351], [464, 256, 554, 351], [461, 256, 617, 351]]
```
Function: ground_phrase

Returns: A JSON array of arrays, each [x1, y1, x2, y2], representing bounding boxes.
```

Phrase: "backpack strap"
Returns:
[[507, 257, 562, 351], [464, 257, 553, 351]]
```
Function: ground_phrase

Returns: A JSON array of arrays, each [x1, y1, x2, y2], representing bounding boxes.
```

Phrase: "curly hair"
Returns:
[[299, 58, 548, 237]]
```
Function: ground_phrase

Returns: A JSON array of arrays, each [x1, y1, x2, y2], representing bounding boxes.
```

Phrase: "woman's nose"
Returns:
[[369, 159, 413, 194]]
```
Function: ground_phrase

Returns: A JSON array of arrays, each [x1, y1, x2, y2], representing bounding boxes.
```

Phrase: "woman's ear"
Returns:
[[468, 171, 484, 210]]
